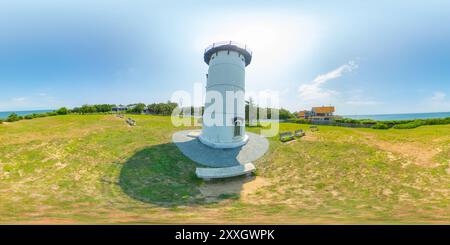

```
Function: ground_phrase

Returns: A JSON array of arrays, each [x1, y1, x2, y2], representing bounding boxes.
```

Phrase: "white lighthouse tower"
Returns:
[[199, 41, 253, 149]]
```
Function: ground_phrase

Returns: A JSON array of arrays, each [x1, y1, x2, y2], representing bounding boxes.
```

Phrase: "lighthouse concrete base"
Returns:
[[198, 134, 249, 149], [172, 130, 269, 168]]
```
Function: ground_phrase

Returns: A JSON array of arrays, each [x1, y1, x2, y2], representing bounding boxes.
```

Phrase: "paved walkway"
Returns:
[[172, 130, 269, 167]]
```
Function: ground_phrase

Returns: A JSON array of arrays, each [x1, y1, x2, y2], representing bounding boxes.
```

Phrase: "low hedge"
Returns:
[[371, 123, 391, 129], [422, 117, 450, 125], [334, 117, 450, 130], [393, 122, 421, 129], [2, 110, 62, 123], [334, 118, 361, 124], [292, 118, 312, 124], [392, 118, 450, 129], [6, 113, 22, 122]]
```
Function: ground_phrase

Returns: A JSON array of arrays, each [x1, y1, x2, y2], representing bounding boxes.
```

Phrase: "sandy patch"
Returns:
[[297, 129, 440, 167], [199, 176, 270, 202], [369, 139, 439, 167], [302, 133, 319, 142], [55, 162, 67, 169], [282, 140, 297, 144], [354, 131, 441, 167]]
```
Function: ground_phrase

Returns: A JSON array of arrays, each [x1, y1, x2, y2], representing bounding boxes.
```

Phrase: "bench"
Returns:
[[279, 132, 294, 142], [309, 125, 319, 131], [126, 118, 136, 126], [294, 129, 305, 137], [195, 163, 255, 180]]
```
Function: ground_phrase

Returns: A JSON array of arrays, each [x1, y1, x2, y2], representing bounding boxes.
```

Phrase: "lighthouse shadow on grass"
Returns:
[[118, 142, 249, 206]]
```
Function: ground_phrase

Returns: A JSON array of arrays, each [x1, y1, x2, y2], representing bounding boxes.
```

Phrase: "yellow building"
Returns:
[[297, 106, 339, 121]]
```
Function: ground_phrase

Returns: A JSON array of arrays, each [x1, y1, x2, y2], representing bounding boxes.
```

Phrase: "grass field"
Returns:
[[0, 114, 449, 224]]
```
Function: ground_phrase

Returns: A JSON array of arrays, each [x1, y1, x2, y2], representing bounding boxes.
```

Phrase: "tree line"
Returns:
[[70, 102, 179, 115], [245, 98, 294, 120], [71, 104, 116, 114], [1, 101, 297, 124]]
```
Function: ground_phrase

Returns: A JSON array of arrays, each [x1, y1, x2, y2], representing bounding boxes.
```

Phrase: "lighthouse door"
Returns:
[[233, 117, 242, 137]]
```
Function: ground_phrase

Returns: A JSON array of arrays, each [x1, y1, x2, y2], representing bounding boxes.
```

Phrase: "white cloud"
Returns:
[[0, 94, 60, 111], [431, 91, 446, 101], [298, 60, 358, 101], [12, 97, 27, 102], [0, 97, 28, 111], [420, 91, 450, 112], [344, 90, 381, 106], [345, 100, 381, 106]]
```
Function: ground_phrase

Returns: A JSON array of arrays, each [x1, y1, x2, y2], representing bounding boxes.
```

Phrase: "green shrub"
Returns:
[[294, 118, 311, 124], [372, 123, 390, 129], [421, 117, 450, 125], [45, 112, 58, 116], [71, 107, 81, 113], [278, 108, 294, 120], [0, 119, 3, 124], [390, 117, 450, 129], [24, 115, 34, 120], [335, 118, 361, 124], [383, 119, 414, 126], [393, 120, 424, 129], [80, 104, 97, 114], [56, 107, 68, 115], [359, 119, 377, 125], [127, 103, 146, 114], [6, 113, 21, 122], [93, 104, 115, 113]]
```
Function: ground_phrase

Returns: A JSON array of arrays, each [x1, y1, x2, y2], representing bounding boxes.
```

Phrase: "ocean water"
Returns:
[[0, 109, 54, 119], [344, 112, 450, 121]]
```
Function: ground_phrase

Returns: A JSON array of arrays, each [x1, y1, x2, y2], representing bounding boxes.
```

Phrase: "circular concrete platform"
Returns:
[[172, 130, 269, 167]]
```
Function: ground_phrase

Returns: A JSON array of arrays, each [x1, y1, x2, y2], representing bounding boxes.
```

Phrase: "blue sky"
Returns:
[[1, 0, 450, 115]]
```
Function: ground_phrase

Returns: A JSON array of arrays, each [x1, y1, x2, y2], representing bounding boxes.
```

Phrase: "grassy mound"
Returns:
[[0, 115, 449, 224]]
